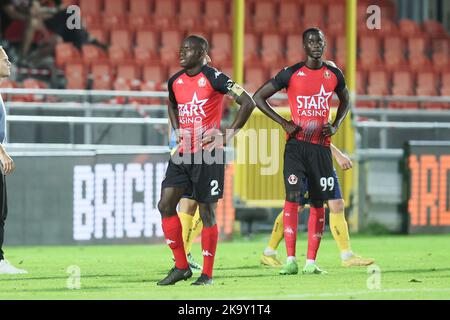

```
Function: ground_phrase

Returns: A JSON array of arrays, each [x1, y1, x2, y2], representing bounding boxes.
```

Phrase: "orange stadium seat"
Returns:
[[389, 70, 418, 109], [210, 32, 232, 67], [79, 0, 102, 29], [399, 19, 424, 37], [102, 0, 127, 30], [245, 67, 267, 93], [367, 70, 389, 96], [327, 2, 345, 36], [203, 0, 228, 31], [88, 29, 109, 44], [423, 20, 448, 37], [91, 64, 113, 90], [65, 63, 87, 89], [252, 0, 277, 32], [286, 34, 305, 66], [55, 43, 81, 67], [128, 0, 152, 30], [303, 3, 325, 30], [134, 30, 159, 65], [160, 30, 182, 65], [359, 36, 382, 71], [22, 78, 48, 102], [244, 33, 260, 66], [82, 44, 108, 66], [383, 36, 407, 71], [278, 0, 300, 34], [179, 0, 201, 30], [153, 0, 177, 29], [261, 33, 284, 65], [416, 71, 438, 96]]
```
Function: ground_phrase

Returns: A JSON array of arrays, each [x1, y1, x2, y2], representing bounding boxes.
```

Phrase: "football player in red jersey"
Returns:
[[157, 35, 255, 286], [253, 28, 350, 275]]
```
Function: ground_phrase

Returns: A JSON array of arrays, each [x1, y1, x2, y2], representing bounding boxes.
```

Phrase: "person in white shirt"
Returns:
[[0, 46, 27, 274]]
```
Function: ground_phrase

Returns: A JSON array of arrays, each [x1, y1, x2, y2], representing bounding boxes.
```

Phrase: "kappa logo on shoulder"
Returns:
[[176, 78, 184, 85], [297, 71, 307, 77]]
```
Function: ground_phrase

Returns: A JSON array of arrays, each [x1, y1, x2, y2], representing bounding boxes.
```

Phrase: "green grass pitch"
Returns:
[[1, 234, 449, 300]]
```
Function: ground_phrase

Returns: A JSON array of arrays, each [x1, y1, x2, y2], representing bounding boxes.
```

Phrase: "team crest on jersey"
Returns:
[[324, 70, 331, 79], [288, 174, 298, 185], [198, 77, 206, 87]]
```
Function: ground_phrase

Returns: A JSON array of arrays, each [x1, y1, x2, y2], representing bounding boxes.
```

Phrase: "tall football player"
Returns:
[[157, 35, 255, 286], [253, 28, 350, 275]]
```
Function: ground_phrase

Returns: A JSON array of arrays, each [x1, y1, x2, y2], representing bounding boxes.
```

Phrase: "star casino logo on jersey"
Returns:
[[178, 92, 208, 125], [296, 84, 333, 117]]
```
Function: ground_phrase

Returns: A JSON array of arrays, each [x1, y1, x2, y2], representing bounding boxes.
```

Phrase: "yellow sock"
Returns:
[[179, 212, 194, 252], [267, 211, 284, 251], [329, 211, 351, 253], [185, 208, 203, 254]]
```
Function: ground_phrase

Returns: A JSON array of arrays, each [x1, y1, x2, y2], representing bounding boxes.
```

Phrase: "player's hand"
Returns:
[[0, 147, 15, 175], [282, 120, 301, 137], [335, 152, 353, 170], [322, 123, 337, 137], [202, 128, 225, 152]]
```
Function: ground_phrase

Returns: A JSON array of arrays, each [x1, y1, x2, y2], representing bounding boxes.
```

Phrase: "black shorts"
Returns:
[[161, 150, 225, 203], [283, 139, 335, 201]]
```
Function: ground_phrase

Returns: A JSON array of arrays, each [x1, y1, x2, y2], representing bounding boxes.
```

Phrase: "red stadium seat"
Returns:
[[143, 65, 166, 85], [160, 30, 182, 65], [367, 70, 389, 96], [359, 36, 382, 71], [278, 1, 300, 34], [245, 67, 268, 93], [432, 52, 449, 72], [82, 44, 108, 66], [252, 0, 277, 32], [179, 0, 201, 30], [79, 0, 102, 28], [303, 3, 325, 30], [286, 34, 305, 66], [383, 36, 407, 70], [128, 0, 152, 30], [203, 0, 228, 31], [327, 2, 345, 36], [115, 64, 141, 90], [55, 43, 81, 67], [65, 63, 87, 89], [134, 30, 159, 65], [244, 33, 260, 65], [62, 0, 79, 6], [109, 29, 133, 51], [399, 19, 423, 37], [88, 29, 109, 44], [91, 64, 113, 90], [210, 32, 232, 67], [408, 37, 429, 59], [391, 71, 414, 96], [153, 0, 177, 29], [416, 71, 438, 96], [423, 20, 448, 37], [102, 0, 127, 30], [261, 33, 284, 65], [356, 70, 367, 95], [22, 78, 48, 102]]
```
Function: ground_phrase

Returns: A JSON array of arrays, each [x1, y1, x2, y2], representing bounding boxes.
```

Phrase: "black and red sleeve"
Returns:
[[270, 62, 303, 91], [203, 65, 234, 94]]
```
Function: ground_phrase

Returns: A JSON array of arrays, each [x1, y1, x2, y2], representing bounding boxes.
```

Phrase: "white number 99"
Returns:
[[320, 177, 334, 191]]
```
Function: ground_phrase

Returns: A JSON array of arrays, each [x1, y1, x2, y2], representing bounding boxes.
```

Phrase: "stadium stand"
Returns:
[[1, 0, 449, 110]]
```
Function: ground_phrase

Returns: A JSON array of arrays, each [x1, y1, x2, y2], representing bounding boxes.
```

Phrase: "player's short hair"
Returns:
[[185, 35, 209, 52], [302, 28, 325, 43]]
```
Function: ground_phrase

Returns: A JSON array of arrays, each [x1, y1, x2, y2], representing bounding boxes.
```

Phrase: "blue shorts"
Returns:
[[299, 169, 342, 205]]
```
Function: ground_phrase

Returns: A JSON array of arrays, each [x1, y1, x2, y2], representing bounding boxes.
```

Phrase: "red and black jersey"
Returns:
[[168, 65, 234, 153], [271, 61, 346, 146]]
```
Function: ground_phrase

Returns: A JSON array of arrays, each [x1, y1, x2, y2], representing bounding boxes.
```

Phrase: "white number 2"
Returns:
[[320, 177, 334, 191], [210, 180, 219, 196]]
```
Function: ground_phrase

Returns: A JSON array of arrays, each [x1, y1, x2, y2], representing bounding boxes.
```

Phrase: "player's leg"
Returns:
[[0, 176, 27, 274], [302, 143, 334, 275], [303, 199, 327, 275], [191, 202, 218, 285], [157, 187, 193, 285], [328, 198, 375, 267], [178, 197, 203, 271], [279, 139, 305, 275]]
